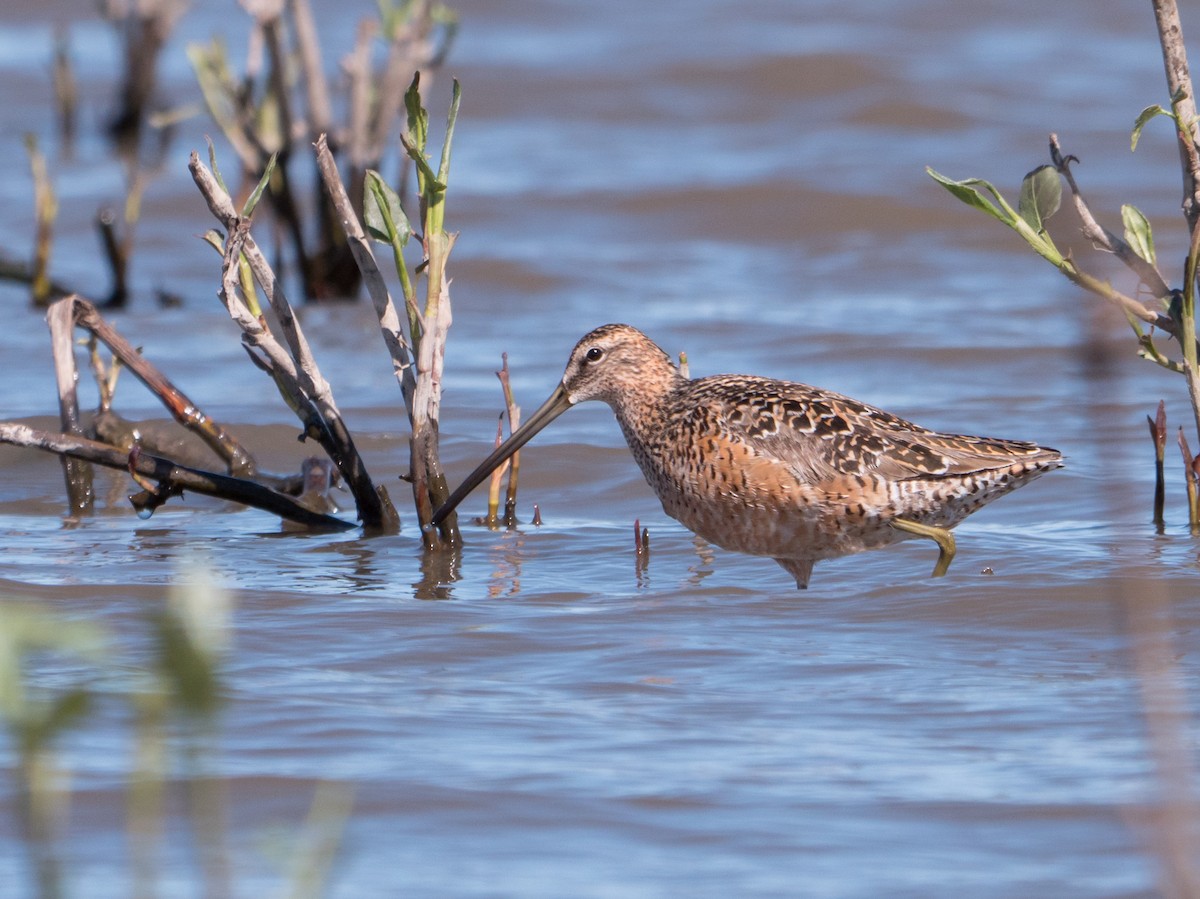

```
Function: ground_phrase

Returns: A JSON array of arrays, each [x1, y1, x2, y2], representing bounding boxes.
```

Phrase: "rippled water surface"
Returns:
[[1, 0, 1198, 896]]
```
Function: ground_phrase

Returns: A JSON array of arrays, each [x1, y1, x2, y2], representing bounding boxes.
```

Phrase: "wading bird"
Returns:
[[431, 324, 1062, 588]]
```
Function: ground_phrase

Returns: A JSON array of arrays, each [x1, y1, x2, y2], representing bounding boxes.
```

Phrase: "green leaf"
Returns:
[[241, 153, 277, 218], [927, 167, 1065, 266], [400, 133, 445, 194], [1132, 104, 1172, 151], [1121, 204, 1156, 265], [925, 168, 1015, 226], [404, 73, 429, 158], [437, 79, 462, 185], [363, 170, 412, 246], [205, 136, 229, 196], [201, 230, 225, 254], [1018, 165, 1061, 233]]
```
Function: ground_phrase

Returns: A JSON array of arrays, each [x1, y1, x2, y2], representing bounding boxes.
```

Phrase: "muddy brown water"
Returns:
[[1, 0, 1198, 895]]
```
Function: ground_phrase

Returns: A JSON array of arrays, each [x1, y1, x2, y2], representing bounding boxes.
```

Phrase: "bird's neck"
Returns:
[[608, 367, 687, 445]]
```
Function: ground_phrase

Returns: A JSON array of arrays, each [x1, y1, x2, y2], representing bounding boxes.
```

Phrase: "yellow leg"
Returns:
[[891, 518, 957, 578]]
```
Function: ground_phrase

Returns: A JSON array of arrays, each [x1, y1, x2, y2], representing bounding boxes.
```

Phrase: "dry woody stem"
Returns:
[[188, 151, 400, 532], [64, 295, 257, 477], [496, 353, 521, 526], [1149, 400, 1168, 530], [5, 293, 350, 528], [0, 423, 349, 530]]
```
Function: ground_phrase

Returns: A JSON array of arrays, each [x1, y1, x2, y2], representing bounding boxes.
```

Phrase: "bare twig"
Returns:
[[1153, 0, 1200, 230], [25, 134, 56, 307], [61, 295, 258, 477], [496, 353, 521, 526], [95, 208, 129, 308], [192, 155, 334, 409], [1180, 427, 1199, 532], [1051, 134, 1172, 298], [46, 300, 94, 515], [52, 27, 76, 153], [1149, 400, 1168, 530], [484, 415, 510, 527], [189, 151, 400, 532], [313, 135, 417, 413]]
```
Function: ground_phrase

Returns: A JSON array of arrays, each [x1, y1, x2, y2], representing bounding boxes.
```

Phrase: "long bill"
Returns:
[[430, 383, 574, 527]]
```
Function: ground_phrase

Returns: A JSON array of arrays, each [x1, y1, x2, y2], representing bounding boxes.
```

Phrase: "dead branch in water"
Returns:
[[47, 300, 93, 516], [496, 354, 521, 527], [188, 150, 400, 533], [0, 423, 350, 530], [57, 295, 258, 478], [313, 75, 462, 547], [313, 135, 417, 412], [1149, 400, 1168, 531]]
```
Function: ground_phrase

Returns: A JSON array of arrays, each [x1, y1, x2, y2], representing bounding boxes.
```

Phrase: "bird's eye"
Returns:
[[585, 346, 604, 363]]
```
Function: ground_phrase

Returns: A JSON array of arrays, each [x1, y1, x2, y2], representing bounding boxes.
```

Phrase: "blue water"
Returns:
[[0, 0, 1198, 896]]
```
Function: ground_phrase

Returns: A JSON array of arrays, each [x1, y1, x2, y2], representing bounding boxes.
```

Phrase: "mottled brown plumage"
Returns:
[[433, 324, 1063, 587]]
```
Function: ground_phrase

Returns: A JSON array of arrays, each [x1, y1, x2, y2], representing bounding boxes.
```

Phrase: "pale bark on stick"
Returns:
[[190, 152, 336, 417], [1153, 0, 1200, 231], [64, 295, 258, 477], [314, 135, 417, 415], [312, 133, 451, 543], [189, 150, 399, 532], [46, 298, 94, 515], [496, 354, 521, 526]]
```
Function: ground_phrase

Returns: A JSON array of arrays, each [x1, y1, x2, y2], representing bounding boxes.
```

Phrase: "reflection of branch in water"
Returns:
[[488, 533, 525, 599], [687, 535, 715, 588], [414, 546, 460, 601]]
